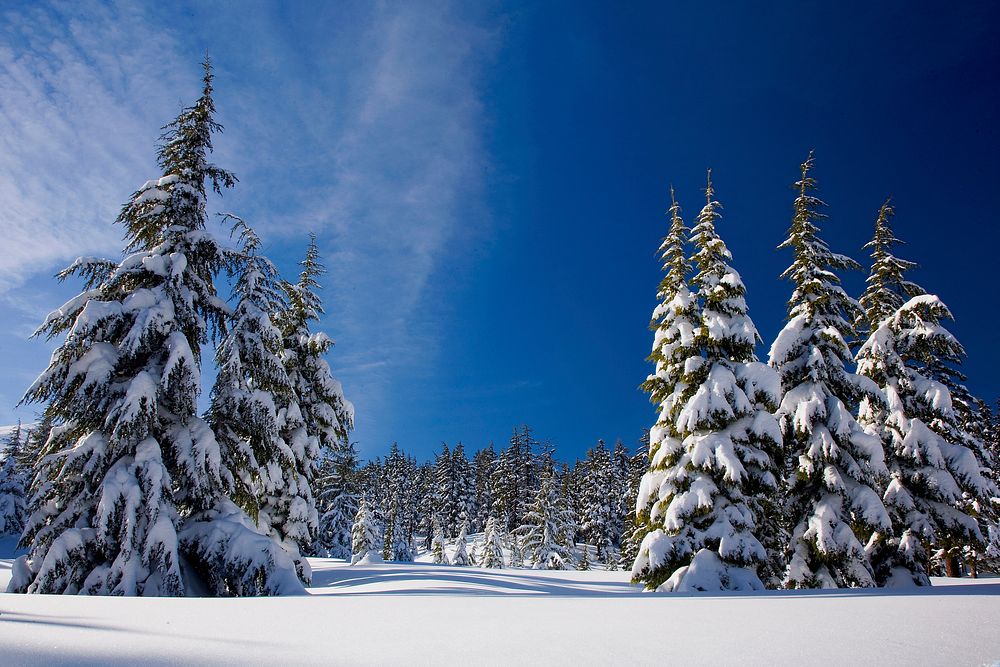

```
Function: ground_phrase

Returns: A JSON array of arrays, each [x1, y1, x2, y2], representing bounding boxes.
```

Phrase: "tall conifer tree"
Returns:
[[632, 188, 698, 573], [350, 498, 383, 564], [769, 153, 890, 589], [0, 423, 27, 537], [633, 173, 782, 591], [265, 235, 354, 581], [11, 62, 301, 596], [581, 440, 617, 561], [479, 515, 506, 568], [315, 440, 360, 559], [209, 217, 291, 526], [520, 466, 576, 570], [472, 444, 497, 532]]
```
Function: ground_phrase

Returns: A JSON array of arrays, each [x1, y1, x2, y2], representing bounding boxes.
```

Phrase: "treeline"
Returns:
[[314, 427, 647, 569]]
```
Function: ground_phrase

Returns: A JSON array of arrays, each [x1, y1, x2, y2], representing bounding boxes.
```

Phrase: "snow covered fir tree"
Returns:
[[768, 153, 891, 589], [479, 515, 505, 568], [350, 498, 383, 565], [0, 423, 28, 537], [6, 62, 351, 597], [855, 201, 996, 584], [315, 440, 360, 559], [209, 217, 292, 532], [632, 174, 783, 592], [451, 522, 471, 566], [257, 234, 356, 582], [519, 462, 577, 570], [431, 518, 450, 565]]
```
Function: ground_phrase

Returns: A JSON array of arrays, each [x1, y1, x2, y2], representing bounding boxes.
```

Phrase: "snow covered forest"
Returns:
[[0, 61, 998, 601], [0, 50, 997, 664]]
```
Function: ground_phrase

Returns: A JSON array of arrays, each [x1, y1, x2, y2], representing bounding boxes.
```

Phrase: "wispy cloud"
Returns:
[[295, 4, 496, 440], [0, 1, 498, 444], [0, 1, 196, 291], [196, 2, 498, 446]]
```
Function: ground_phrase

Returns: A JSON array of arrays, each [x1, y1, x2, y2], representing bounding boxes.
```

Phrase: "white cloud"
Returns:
[[321, 5, 495, 442], [318, 4, 493, 354], [0, 1, 497, 444], [0, 1, 196, 290]]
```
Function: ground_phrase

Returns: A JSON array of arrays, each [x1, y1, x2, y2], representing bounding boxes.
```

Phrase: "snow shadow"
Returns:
[[0, 608, 287, 649], [0, 647, 187, 667], [308, 563, 1000, 600], [312, 564, 645, 598]]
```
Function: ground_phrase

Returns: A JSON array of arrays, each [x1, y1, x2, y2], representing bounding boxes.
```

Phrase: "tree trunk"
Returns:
[[944, 555, 961, 578], [969, 557, 978, 579]]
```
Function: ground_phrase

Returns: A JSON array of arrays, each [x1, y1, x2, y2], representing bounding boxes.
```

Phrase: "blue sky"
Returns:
[[1, 1, 998, 462]]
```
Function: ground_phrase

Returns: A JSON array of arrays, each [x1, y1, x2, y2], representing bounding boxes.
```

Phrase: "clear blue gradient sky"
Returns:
[[1, 1, 998, 462]]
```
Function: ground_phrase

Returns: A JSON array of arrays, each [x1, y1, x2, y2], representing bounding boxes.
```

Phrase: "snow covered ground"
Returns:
[[0, 537, 997, 666]]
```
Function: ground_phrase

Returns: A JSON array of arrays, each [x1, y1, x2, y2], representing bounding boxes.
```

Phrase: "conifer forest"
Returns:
[[1, 2, 998, 664]]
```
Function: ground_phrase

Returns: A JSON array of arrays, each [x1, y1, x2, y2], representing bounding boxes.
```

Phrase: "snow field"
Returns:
[[1, 544, 998, 667]]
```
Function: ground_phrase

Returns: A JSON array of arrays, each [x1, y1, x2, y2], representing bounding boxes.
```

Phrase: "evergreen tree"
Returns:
[[560, 460, 585, 544], [433, 443, 457, 536], [933, 386, 998, 576], [267, 235, 355, 580], [520, 466, 576, 570], [209, 217, 290, 514], [11, 62, 301, 596], [350, 498, 383, 565], [984, 397, 999, 469], [577, 543, 592, 571], [631, 188, 698, 573], [968, 398, 1000, 575], [451, 522, 471, 566], [509, 531, 525, 568], [357, 458, 385, 542], [490, 426, 539, 532], [472, 444, 497, 532], [769, 153, 890, 589], [639, 186, 697, 438], [18, 414, 52, 477], [609, 439, 631, 550], [431, 517, 450, 565], [452, 443, 476, 532], [983, 518, 1000, 574], [479, 515, 505, 568], [6, 415, 53, 529], [415, 462, 437, 551], [633, 173, 782, 591], [581, 440, 616, 561], [0, 423, 27, 537], [381, 444, 417, 562], [858, 296, 996, 585], [489, 438, 517, 532], [315, 440, 359, 559], [618, 436, 648, 570]]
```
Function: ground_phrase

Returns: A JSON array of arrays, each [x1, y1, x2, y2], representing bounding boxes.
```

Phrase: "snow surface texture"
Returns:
[[0, 538, 998, 665]]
